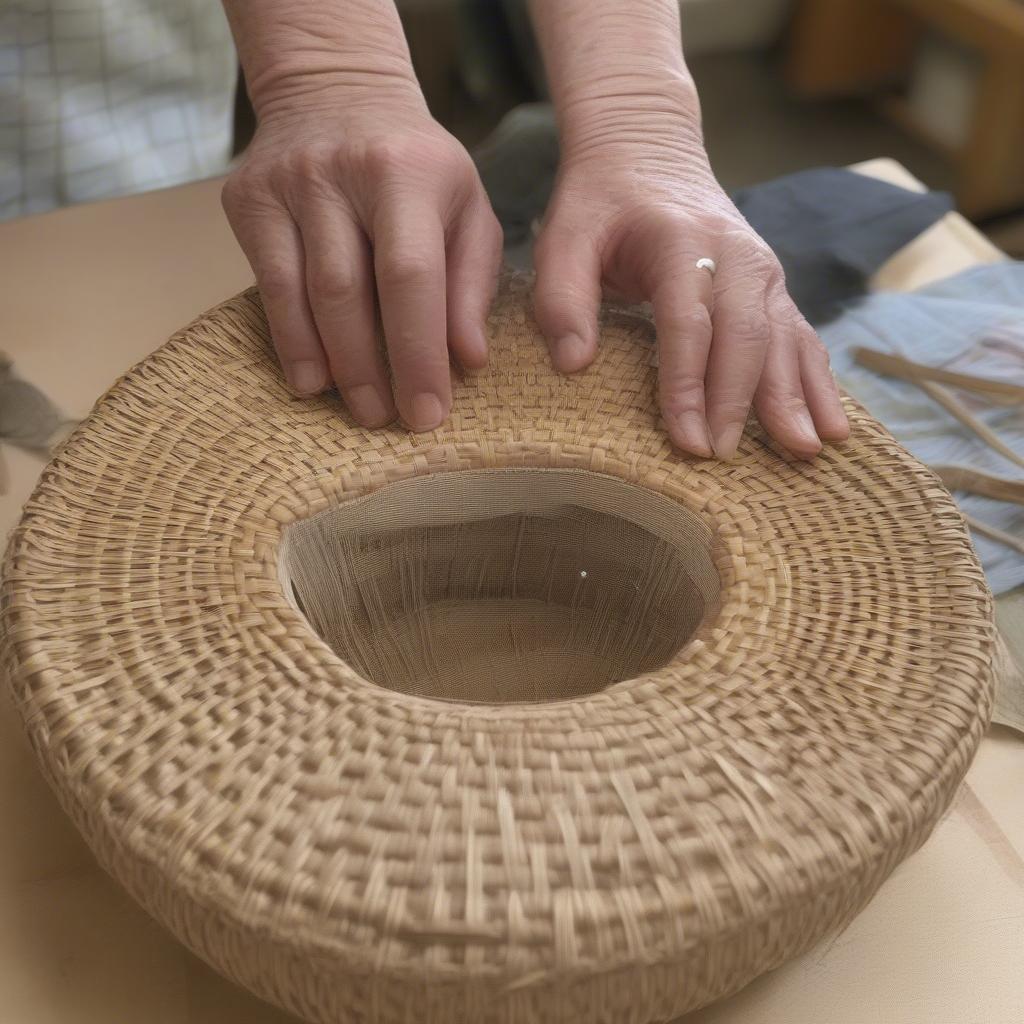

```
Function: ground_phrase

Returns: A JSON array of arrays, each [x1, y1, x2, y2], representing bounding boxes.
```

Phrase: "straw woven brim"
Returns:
[[1, 280, 994, 1023]]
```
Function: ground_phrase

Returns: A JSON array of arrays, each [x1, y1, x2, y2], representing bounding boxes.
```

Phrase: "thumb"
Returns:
[[532, 225, 602, 373]]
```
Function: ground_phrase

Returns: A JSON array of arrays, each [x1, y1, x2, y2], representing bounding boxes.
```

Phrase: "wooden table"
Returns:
[[1, 164, 1022, 1024]]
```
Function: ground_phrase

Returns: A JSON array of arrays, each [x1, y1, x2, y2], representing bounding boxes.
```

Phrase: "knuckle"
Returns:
[[720, 224, 768, 256], [357, 134, 464, 181], [307, 262, 359, 301], [220, 167, 271, 219], [757, 375, 810, 415], [266, 160, 296, 197], [713, 396, 754, 423], [770, 390, 811, 416], [801, 334, 831, 364], [719, 239, 779, 286], [756, 249, 786, 287], [257, 259, 296, 300], [250, 149, 335, 206], [725, 306, 770, 344], [701, 213, 742, 241], [772, 303, 807, 333], [669, 307, 712, 336], [763, 262, 786, 292], [379, 250, 434, 287], [359, 137, 406, 177], [660, 375, 705, 415], [284, 146, 328, 184]]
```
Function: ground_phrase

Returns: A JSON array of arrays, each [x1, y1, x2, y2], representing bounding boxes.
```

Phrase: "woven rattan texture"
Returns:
[[0, 282, 995, 1024]]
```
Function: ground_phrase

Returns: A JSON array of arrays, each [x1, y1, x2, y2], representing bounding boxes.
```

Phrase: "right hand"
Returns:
[[222, 90, 503, 430]]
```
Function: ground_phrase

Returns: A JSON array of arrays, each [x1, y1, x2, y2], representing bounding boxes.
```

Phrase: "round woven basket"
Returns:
[[1, 280, 994, 1023]]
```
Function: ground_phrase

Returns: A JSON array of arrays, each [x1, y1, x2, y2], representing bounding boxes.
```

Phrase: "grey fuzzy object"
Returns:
[[472, 103, 559, 268], [0, 353, 76, 493]]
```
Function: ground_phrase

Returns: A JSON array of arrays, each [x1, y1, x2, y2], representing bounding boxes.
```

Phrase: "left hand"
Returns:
[[532, 119, 850, 459]]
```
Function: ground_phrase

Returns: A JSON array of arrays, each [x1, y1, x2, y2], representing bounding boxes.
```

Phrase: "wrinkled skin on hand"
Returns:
[[224, 89, 848, 459], [222, 97, 503, 431], [532, 121, 850, 459]]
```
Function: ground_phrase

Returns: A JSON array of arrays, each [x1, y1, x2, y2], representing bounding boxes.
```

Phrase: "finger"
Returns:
[[799, 329, 851, 443], [533, 225, 602, 373], [372, 197, 451, 431], [705, 268, 771, 460], [652, 260, 715, 457], [446, 197, 503, 370], [754, 294, 823, 459], [298, 197, 395, 427], [223, 195, 328, 396]]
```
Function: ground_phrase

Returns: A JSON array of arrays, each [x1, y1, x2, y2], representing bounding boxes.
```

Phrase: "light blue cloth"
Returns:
[[819, 263, 1024, 595]]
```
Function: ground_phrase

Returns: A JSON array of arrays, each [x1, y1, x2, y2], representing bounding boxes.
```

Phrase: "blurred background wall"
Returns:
[[4, 0, 1023, 253], [380, 0, 1024, 253]]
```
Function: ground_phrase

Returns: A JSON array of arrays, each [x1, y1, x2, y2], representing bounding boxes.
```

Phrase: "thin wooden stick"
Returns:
[[918, 379, 1024, 470], [965, 514, 1024, 555], [854, 346, 1024, 405], [931, 465, 1024, 504]]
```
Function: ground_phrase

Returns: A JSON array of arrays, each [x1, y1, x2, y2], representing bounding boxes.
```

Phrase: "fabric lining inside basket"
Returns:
[[280, 468, 721, 703]]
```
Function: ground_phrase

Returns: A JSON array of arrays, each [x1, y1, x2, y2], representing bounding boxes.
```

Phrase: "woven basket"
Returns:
[[1, 280, 994, 1023]]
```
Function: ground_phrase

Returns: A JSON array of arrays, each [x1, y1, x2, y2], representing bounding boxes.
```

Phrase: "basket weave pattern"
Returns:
[[0, 284, 994, 1023]]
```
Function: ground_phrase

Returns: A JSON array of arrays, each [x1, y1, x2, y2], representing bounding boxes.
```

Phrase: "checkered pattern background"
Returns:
[[1, 0, 236, 220]]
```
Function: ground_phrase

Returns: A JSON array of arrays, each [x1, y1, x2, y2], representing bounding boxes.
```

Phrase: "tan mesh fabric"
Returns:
[[0, 279, 995, 1024]]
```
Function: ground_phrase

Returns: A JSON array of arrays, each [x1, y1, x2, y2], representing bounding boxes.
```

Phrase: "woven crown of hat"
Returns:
[[1, 276, 994, 1023]]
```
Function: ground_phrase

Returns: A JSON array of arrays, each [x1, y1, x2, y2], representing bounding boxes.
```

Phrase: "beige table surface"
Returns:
[[1, 161, 1021, 1024]]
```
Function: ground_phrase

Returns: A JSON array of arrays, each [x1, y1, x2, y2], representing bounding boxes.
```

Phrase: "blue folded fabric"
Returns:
[[819, 263, 1024, 594]]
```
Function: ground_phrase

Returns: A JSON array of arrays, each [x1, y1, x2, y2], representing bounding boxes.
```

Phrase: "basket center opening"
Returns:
[[280, 468, 720, 703]]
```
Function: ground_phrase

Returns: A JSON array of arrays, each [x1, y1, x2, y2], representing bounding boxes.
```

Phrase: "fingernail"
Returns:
[[346, 384, 394, 427], [827, 413, 851, 442], [554, 333, 589, 372], [289, 360, 327, 395], [673, 411, 714, 458], [796, 409, 821, 445], [712, 421, 745, 461], [461, 328, 489, 370], [790, 410, 823, 458], [408, 392, 445, 431]]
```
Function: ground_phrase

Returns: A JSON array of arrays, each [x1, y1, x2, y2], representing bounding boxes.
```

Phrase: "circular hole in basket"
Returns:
[[280, 468, 721, 703]]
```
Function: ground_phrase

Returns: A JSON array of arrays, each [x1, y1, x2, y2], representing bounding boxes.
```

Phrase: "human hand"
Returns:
[[222, 88, 503, 431], [532, 113, 850, 459]]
